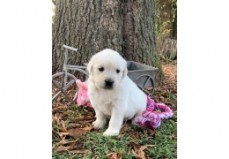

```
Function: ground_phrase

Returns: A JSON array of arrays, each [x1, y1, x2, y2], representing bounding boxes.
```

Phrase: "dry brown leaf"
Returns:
[[67, 123, 82, 129], [107, 152, 123, 159], [53, 138, 81, 152], [76, 116, 95, 121], [68, 128, 86, 138], [60, 120, 67, 132], [60, 139, 76, 145], [82, 119, 95, 124], [68, 127, 91, 138], [58, 132, 68, 138], [57, 125, 92, 139], [132, 145, 149, 159], [52, 114, 63, 125], [55, 145, 74, 152], [82, 126, 93, 131], [132, 145, 157, 159], [52, 103, 68, 113], [55, 145, 69, 152]]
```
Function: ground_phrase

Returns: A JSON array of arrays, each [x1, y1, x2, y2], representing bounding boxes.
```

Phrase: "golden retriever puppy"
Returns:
[[87, 49, 147, 136]]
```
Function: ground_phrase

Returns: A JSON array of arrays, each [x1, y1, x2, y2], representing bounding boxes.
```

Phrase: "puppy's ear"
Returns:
[[87, 58, 94, 76], [122, 65, 128, 79]]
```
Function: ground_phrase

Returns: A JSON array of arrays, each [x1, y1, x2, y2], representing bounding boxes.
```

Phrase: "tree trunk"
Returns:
[[53, 0, 162, 78]]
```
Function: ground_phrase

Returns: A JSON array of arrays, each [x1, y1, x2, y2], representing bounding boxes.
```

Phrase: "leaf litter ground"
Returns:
[[52, 62, 177, 159]]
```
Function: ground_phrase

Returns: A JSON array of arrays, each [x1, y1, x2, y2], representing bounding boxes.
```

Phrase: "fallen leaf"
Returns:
[[55, 145, 74, 152], [107, 152, 123, 159], [75, 116, 95, 121], [53, 138, 80, 152], [82, 126, 93, 131], [58, 132, 68, 138], [132, 145, 148, 159], [52, 114, 61, 125], [67, 126, 92, 138], [52, 103, 68, 113], [60, 120, 67, 132]]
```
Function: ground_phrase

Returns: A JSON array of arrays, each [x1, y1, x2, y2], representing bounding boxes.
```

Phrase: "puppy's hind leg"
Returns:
[[92, 108, 107, 129]]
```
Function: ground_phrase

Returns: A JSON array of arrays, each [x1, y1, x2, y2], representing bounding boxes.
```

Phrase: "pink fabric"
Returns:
[[133, 96, 173, 129], [74, 79, 92, 107], [74, 79, 173, 128]]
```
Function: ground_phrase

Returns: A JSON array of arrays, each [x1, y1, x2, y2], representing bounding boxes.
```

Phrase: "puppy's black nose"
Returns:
[[105, 79, 114, 88]]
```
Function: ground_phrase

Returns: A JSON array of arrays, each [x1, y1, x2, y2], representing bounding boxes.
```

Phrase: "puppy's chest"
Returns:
[[92, 91, 117, 115]]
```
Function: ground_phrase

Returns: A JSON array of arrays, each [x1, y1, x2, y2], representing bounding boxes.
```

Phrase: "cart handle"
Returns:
[[62, 45, 78, 52]]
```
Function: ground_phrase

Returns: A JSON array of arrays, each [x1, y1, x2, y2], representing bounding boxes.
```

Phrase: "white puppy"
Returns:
[[87, 49, 147, 136]]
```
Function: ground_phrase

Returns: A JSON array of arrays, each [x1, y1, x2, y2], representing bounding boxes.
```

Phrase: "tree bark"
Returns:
[[53, 0, 162, 78]]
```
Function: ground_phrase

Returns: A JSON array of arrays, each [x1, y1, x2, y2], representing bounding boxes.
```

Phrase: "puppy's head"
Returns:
[[87, 49, 127, 90]]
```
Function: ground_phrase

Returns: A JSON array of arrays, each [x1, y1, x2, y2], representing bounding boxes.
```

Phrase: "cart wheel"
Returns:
[[52, 72, 86, 102], [133, 74, 154, 94]]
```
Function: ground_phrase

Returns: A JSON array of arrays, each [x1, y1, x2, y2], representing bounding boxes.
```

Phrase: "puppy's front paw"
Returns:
[[103, 128, 119, 136], [92, 120, 105, 129]]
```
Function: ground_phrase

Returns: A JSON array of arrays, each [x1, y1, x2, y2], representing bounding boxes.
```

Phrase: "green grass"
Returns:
[[84, 118, 176, 158], [52, 106, 176, 158], [84, 133, 134, 158], [149, 116, 177, 158]]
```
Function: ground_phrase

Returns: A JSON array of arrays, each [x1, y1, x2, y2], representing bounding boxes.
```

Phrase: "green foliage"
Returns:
[[168, 90, 177, 105], [84, 132, 134, 158], [156, 0, 177, 39], [53, 111, 177, 158], [52, 152, 81, 159]]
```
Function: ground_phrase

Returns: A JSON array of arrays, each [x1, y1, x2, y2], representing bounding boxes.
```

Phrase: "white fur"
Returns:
[[87, 49, 147, 136]]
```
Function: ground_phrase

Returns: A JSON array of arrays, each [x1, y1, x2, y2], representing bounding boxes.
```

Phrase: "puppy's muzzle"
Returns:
[[104, 79, 114, 89]]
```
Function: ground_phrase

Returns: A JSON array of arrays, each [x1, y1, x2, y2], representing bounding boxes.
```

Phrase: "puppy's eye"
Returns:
[[98, 67, 104, 72], [116, 69, 120, 73]]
